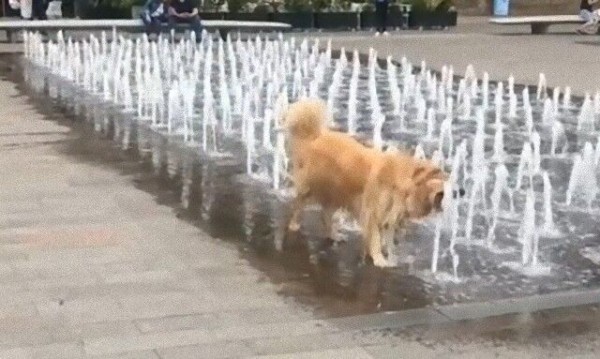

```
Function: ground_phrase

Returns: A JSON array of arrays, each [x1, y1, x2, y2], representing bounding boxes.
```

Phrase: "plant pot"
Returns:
[[273, 12, 314, 29], [314, 12, 358, 30], [360, 12, 376, 29], [408, 9, 456, 29], [86, 4, 130, 19], [388, 11, 405, 28], [198, 12, 225, 20], [225, 12, 273, 21]]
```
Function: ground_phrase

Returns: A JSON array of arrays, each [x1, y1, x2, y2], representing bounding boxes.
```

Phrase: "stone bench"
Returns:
[[0, 18, 292, 42], [489, 15, 585, 34]]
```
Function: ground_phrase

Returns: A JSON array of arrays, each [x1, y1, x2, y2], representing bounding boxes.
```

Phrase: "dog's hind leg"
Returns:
[[362, 215, 388, 267], [321, 207, 339, 240], [288, 189, 310, 232]]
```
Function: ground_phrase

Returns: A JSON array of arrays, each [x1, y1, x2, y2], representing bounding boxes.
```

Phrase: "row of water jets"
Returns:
[[22, 30, 600, 281]]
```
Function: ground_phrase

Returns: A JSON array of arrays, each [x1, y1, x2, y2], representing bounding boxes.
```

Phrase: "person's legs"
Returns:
[[168, 15, 178, 37], [188, 14, 203, 42], [151, 16, 165, 36], [31, 0, 42, 19], [578, 9, 596, 33], [32, 0, 47, 20], [375, 3, 384, 33], [381, 2, 388, 33], [140, 13, 153, 35]]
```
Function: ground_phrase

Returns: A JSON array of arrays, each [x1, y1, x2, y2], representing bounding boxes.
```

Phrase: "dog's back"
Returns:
[[286, 99, 378, 211]]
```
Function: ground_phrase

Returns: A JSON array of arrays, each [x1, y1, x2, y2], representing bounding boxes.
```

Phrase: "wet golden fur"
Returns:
[[285, 99, 447, 267]]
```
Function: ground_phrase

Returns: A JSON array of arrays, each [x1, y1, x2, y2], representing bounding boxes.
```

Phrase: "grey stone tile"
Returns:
[[217, 307, 314, 327], [85, 320, 334, 357], [247, 347, 374, 359], [245, 331, 355, 356], [83, 328, 212, 356], [0, 342, 85, 359], [36, 297, 128, 323], [327, 308, 451, 331], [93, 350, 161, 359], [437, 288, 600, 321], [363, 343, 442, 359], [101, 270, 177, 285], [134, 313, 220, 333], [157, 342, 254, 359], [50, 320, 140, 342], [0, 303, 39, 320]]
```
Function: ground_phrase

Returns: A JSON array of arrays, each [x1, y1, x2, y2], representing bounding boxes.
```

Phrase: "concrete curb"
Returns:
[[326, 288, 600, 332]]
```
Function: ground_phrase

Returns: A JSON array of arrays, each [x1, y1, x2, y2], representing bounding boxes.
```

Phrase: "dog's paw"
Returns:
[[372, 255, 390, 268], [288, 221, 301, 232]]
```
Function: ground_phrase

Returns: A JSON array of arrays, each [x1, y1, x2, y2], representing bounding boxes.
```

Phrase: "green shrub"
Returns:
[[229, 0, 247, 13], [253, 2, 274, 13], [362, 3, 374, 12], [285, 0, 312, 12], [409, 0, 453, 11]]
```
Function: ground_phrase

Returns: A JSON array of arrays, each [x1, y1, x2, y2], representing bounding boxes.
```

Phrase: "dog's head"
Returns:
[[403, 162, 462, 219]]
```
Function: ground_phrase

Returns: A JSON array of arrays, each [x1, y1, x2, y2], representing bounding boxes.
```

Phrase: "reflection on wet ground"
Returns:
[[7, 52, 600, 320]]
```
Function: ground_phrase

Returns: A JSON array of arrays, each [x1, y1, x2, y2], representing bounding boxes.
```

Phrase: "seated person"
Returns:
[[578, 0, 600, 34], [140, 0, 167, 37], [168, 0, 203, 42]]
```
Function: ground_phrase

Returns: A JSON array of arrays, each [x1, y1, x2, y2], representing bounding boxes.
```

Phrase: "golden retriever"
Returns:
[[284, 98, 452, 267]]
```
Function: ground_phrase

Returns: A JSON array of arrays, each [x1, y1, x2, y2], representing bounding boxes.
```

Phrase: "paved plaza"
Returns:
[[1, 17, 600, 358]]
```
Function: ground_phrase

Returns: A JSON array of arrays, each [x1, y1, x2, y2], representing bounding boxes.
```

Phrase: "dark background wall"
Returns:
[[455, 0, 579, 16]]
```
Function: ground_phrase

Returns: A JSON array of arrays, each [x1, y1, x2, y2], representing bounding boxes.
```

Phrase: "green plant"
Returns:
[[435, 0, 454, 12], [285, 0, 312, 12], [96, 0, 144, 9], [410, 0, 447, 11], [362, 2, 374, 12], [253, 2, 274, 12], [326, 0, 349, 11], [228, 0, 247, 13]]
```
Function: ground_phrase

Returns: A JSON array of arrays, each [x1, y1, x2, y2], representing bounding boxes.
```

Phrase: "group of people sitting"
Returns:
[[8, 0, 51, 20], [140, 0, 203, 41], [9, 0, 202, 40], [578, 0, 600, 34]]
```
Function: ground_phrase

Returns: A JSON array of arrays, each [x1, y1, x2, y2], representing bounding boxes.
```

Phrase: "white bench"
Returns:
[[489, 15, 585, 34], [0, 19, 292, 42]]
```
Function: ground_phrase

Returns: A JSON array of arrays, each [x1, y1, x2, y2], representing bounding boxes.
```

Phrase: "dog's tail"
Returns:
[[285, 99, 328, 141]]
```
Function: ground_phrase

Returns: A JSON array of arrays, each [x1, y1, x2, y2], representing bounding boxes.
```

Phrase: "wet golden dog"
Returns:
[[285, 99, 449, 267]]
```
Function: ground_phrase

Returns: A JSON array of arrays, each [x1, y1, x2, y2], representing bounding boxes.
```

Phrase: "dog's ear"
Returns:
[[413, 165, 443, 187], [432, 190, 444, 210]]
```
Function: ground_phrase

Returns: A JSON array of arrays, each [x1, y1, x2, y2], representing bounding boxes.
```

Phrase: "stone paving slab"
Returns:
[[249, 347, 374, 359], [329, 308, 450, 331], [297, 18, 600, 97], [437, 288, 600, 321]]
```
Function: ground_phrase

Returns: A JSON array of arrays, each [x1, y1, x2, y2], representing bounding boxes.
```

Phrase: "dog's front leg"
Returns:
[[288, 190, 310, 232], [364, 219, 388, 267], [381, 224, 396, 258], [321, 207, 338, 240]]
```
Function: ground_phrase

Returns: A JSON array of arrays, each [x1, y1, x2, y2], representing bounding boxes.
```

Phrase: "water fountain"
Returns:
[[577, 93, 595, 132], [487, 163, 512, 247], [542, 98, 554, 125], [20, 29, 600, 293], [566, 142, 598, 208], [551, 120, 567, 155], [537, 73, 547, 100]]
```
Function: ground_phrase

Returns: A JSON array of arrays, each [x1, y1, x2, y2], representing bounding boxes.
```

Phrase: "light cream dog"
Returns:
[[284, 99, 449, 267]]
